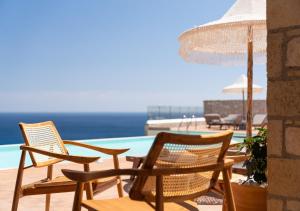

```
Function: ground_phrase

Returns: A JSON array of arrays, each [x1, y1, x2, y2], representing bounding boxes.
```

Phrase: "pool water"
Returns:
[[0, 132, 245, 169]]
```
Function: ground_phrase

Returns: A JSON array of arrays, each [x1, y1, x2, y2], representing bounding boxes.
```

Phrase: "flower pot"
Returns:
[[231, 182, 267, 211]]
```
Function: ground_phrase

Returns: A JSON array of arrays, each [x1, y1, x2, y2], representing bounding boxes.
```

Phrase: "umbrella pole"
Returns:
[[242, 90, 245, 121], [246, 26, 253, 138]]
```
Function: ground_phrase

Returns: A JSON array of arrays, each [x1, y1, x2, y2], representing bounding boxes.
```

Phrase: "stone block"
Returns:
[[287, 70, 300, 78], [268, 0, 300, 30], [286, 37, 300, 67], [287, 28, 300, 38], [267, 32, 283, 79], [268, 80, 300, 116], [268, 120, 283, 156], [285, 127, 300, 156], [268, 158, 300, 198], [287, 200, 300, 211], [285, 120, 294, 126], [267, 198, 283, 211]]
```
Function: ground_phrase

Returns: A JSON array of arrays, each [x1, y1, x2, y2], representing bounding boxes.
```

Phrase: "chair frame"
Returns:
[[12, 121, 129, 211], [63, 131, 237, 211]]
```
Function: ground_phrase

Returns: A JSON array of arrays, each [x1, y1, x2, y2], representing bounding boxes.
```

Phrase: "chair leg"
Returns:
[[11, 150, 26, 211], [45, 194, 51, 211], [155, 175, 164, 211], [117, 178, 123, 197], [73, 182, 84, 211], [45, 165, 53, 211], [222, 169, 236, 211], [83, 164, 93, 200], [129, 158, 143, 181], [113, 155, 124, 197]]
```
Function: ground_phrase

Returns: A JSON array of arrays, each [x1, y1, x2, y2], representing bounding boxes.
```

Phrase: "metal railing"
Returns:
[[147, 106, 203, 120]]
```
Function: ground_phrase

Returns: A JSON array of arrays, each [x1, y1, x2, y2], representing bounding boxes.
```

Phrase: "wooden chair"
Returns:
[[12, 121, 129, 211], [63, 130, 236, 211]]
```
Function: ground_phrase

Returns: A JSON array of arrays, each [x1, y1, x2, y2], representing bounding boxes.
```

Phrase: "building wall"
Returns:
[[267, 0, 300, 210], [203, 100, 266, 117]]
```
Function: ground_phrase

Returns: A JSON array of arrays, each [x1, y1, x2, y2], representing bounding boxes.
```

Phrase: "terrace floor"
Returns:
[[147, 121, 257, 137], [0, 158, 222, 211]]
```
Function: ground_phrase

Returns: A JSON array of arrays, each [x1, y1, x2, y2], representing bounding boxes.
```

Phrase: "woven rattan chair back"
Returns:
[[129, 131, 233, 202], [19, 121, 68, 167]]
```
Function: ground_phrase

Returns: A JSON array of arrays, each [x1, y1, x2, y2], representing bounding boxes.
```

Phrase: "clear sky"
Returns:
[[0, 0, 266, 112]]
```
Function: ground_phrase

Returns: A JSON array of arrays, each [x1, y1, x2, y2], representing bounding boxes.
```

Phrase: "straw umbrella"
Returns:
[[178, 0, 266, 137], [223, 74, 263, 121]]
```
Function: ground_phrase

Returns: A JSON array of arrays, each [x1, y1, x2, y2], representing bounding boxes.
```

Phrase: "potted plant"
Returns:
[[231, 127, 267, 211]]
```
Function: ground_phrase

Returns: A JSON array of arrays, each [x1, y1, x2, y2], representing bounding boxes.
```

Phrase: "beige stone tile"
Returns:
[[287, 200, 300, 211], [267, 32, 283, 79], [286, 28, 300, 38], [286, 37, 300, 67], [267, 198, 283, 211], [268, 0, 300, 30], [268, 158, 300, 198], [285, 127, 300, 155], [287, 70, 300, 78], [268, 120, 283, 156], [268, 80, 300, 116]]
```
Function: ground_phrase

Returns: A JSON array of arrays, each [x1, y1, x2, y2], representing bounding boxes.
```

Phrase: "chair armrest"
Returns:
[[226, 155, 249, 164], [63, 140, 129, 155], [224, 158, 235, 168], [20, 145, 100, 164], [62, 162, 226, 183], [126, 155, 146, 163]]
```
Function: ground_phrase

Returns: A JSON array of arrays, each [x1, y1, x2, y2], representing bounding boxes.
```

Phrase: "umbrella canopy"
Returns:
[[179, 0, 266, 65], [222, 74, 263, 94], [178, 0, 266, 137]]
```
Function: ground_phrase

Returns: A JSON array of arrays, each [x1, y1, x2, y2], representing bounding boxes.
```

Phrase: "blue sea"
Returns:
[[0, 112, 147, 145]]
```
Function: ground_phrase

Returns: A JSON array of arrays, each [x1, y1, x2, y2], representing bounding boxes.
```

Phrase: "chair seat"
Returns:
[[82, 197, 199, 211], [22, 176, 118, 196], [34, 176, 74, 188], [33, 175, 117, 187]]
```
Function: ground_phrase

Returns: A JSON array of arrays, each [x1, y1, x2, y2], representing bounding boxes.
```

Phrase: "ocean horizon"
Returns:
[[0, 112, 147, 145]]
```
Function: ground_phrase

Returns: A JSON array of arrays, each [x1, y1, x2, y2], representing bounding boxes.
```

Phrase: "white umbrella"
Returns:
[[223, 74, 263, 120], [178, 0, 266, 137]]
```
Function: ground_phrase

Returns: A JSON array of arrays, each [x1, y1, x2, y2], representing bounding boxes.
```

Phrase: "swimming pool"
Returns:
[[0, 132, 245, 169]]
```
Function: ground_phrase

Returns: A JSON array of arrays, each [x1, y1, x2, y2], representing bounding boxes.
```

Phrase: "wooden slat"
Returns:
[[82, 197, 198, 211], [33, 176, 74, 188]]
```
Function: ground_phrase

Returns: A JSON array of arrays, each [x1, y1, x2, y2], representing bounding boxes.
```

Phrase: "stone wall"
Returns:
[[267, 0, 300, 210], [203, 100, 266, 117]]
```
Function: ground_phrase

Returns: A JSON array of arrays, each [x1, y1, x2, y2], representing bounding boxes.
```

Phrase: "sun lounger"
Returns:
[[204, 113, 223, 128], [221, 114, 243, 129], [205, 114, 242, 130], [252, 114, 267, 128]]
